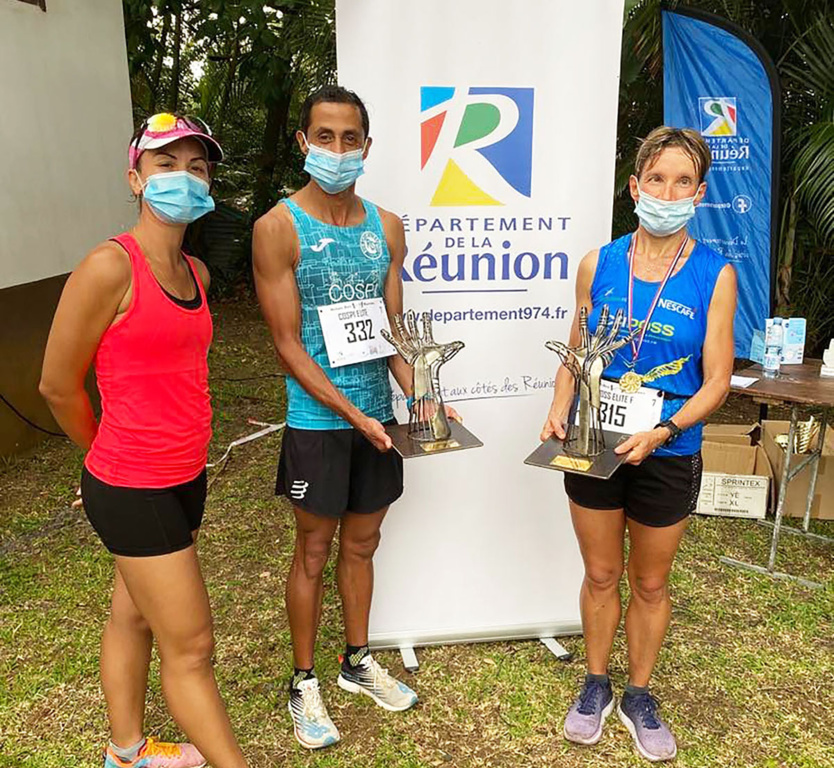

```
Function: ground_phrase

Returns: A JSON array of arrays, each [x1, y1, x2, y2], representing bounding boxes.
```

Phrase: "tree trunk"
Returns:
[[149, 9, 172, 113], [253, 66, 293, 219], [215, 29, 240, 142], [777, 191, 797, 313], [168, 5, 182, 113]]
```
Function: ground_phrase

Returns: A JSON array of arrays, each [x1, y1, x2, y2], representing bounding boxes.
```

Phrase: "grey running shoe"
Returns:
[[618, 691, 677, 762], [337, 653, 418, 711], [288, 677, 340, 750], [563, 677, 615, 745]]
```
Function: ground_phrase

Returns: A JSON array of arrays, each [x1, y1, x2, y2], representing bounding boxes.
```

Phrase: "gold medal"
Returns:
[[619, 370, 642, 394]]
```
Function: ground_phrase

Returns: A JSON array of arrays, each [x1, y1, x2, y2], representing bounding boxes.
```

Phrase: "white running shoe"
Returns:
[[337, 653, 418, 712], [288, 677, 340, 750]]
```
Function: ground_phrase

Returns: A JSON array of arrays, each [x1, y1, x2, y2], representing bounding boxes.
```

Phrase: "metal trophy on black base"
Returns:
[[382, 310, 482, 458], [525, 305, 637, 478]]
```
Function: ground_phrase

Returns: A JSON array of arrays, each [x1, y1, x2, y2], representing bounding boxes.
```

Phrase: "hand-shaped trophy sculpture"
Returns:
[[381, 310, 482, 457], [526, 306, 637, 478]]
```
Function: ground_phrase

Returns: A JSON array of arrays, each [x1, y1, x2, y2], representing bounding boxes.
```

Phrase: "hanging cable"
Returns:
[[0, 394, 67, 438]]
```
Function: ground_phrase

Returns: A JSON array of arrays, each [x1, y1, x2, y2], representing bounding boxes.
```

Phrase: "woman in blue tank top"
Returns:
[[540, 127, 737, 761]]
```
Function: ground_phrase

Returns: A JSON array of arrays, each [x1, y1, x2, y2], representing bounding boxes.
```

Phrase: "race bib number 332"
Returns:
[[317, 298, 396, 368]]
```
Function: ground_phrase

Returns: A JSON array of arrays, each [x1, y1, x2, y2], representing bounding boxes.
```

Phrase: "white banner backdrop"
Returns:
[[336, 0, 625, 647]]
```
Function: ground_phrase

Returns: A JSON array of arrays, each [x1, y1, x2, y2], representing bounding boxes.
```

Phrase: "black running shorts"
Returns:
[[276, 422, 404, 518], [81, 466, 206, 556], [563, 452, 703, 527]]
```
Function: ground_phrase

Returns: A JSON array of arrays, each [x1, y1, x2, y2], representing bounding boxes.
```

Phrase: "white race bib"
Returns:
[[317, 298, 396, 368], [573, 379, 664, 435]]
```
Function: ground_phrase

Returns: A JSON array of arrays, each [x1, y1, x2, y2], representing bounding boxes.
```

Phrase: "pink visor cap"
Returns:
[[129, 113, 223, 170]]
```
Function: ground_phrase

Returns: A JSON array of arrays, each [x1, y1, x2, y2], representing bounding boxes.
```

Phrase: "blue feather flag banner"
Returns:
[[663, 8, 780, 357]]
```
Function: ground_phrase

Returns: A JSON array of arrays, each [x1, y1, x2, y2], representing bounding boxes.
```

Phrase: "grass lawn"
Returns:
[[1, 293, 833, 767]]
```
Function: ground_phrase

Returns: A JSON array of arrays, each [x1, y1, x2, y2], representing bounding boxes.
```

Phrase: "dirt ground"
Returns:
[[1, 292, 832, 767]]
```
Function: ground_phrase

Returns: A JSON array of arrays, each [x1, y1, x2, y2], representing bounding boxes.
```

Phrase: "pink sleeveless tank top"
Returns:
[[85, 233, 213, 487]]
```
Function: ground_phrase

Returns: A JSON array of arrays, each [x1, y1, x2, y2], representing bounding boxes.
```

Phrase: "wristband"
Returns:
[[406, 396, 415, 411], [655, 418, 682, 446]]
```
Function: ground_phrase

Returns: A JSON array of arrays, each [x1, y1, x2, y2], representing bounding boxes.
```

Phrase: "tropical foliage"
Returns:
[[123, 0, 336, 218], [620, 0, 834, 352], [122, 0, 834, 351]]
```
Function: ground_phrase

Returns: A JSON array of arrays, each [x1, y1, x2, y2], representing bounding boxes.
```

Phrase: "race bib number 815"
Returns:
[[572, 379, 664, 435]]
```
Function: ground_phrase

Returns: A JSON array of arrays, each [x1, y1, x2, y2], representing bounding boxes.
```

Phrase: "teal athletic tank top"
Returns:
[[589, 233, 728, 457], [283, 197, 394, 430]]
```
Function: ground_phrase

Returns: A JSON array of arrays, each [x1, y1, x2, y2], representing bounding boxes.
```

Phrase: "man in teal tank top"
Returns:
[[253, 86, 423, 749]]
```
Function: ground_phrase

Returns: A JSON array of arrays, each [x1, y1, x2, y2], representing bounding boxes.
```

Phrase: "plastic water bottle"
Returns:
[[763, 317, 784, 378]]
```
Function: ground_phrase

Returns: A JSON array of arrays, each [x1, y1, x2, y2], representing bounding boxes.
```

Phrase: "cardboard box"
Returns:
[[697, 424, 772, 519], [702, 423, 760, 446], [761, 420, 834, 520]]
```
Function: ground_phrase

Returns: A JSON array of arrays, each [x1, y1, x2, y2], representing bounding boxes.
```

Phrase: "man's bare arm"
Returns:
[[380, 208, 413, 397]]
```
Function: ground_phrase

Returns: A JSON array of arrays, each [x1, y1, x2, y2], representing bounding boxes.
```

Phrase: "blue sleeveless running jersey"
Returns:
[[589, 233, 728, 456], [283, 197, 394, 430]]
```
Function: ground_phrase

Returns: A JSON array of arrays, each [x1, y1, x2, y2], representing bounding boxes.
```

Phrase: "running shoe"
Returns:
[[288, 677, 340, 749], [563, 676, 615, 745], [618, 690, 677, 762], [103, 737, 206, 768], [337, 653, 418, 711]]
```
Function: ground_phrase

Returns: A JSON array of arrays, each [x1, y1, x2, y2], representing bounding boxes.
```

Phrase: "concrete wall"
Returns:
[[0, 0, 134, 455]]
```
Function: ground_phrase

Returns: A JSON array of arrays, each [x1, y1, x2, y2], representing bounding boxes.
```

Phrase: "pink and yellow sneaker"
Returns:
[[104, 737, 206, 768]]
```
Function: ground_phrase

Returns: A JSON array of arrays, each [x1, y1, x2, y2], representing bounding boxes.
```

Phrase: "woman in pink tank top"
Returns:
[[40, 114, 249, 768]]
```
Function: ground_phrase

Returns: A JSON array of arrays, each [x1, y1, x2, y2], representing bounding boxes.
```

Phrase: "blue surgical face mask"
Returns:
[[140, 170, 215, 224], [634, 185, 699, 237], [302, 136, 366, 194]]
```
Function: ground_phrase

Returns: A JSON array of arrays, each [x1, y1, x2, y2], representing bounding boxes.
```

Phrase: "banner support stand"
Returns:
[[540, 637, 572, 662], [399, 646, 419, 673]]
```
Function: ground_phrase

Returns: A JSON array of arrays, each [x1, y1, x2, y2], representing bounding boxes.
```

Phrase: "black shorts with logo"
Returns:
[[276, 421, 404, 518], [563, 452, 703, 527], [81, 466, 207, 557]]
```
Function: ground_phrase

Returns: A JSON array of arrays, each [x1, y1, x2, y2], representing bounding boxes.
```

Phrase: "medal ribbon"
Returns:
[[626, 231, 689, 365]]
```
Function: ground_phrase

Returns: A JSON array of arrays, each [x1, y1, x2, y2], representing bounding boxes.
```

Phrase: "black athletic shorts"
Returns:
[[563, 452, 703, 528], [276, 422, 404, 518], [81, 466, 207, 557]]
